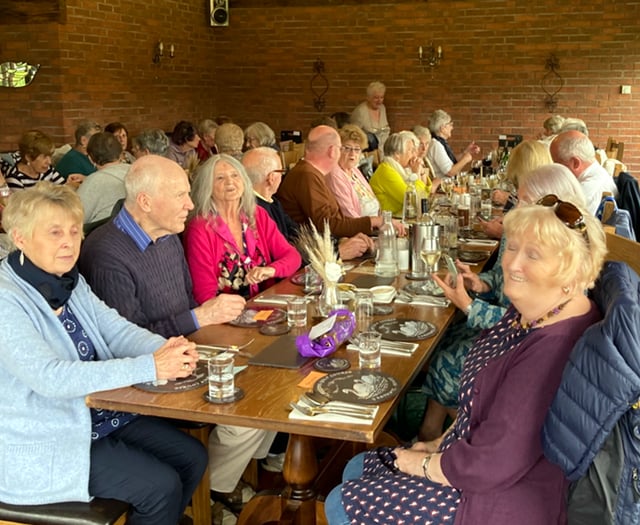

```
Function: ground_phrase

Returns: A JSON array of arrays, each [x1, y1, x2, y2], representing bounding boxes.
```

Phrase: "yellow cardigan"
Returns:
[[370, 161, 429, 216]]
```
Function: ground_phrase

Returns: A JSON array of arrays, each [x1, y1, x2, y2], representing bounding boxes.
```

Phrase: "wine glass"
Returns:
[[441, 177, 454, 201], [420, 234, 441, 293]]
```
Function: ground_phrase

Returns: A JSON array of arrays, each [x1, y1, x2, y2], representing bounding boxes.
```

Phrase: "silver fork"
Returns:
[[300, 393, 377, 415], [197, 338, 255, 358], [289, 402, 375, 419]]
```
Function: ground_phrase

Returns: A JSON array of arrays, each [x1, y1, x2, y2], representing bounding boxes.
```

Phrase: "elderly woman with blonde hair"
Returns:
[[351, 81, 391, 157], [184, 154, 301, 303], [0, 182, 207, 524], [369, 130, 428, 216], [326, 170, 606, 524], [214, 123, 244, 160], [326, 124, 380, 218]]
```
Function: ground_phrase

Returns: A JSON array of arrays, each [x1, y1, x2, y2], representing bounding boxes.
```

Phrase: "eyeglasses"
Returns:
[[269, 169, 287, 176], [341, 146, 362, 154], [536, 194, 588, 240]]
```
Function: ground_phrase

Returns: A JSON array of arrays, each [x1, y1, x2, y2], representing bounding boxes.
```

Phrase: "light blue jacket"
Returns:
[[0, 259, 164, 505]]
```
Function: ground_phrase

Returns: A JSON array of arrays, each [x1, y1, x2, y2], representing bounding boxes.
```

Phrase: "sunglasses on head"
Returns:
[[536, 194, 588, 240]]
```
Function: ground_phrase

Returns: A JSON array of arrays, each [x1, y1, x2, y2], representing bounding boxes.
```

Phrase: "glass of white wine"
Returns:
[[420, 235, 442, 293], [441, 177, 454, 201]]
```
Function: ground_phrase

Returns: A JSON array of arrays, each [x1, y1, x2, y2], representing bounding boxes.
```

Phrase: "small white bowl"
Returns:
[[370, 285, 397, 304]]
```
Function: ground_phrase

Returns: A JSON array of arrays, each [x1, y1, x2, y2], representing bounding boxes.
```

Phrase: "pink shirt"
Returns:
[[326, 165, 380, 218], [183, 206, 301, 303]]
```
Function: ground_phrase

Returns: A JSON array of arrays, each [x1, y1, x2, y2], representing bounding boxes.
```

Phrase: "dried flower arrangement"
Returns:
[[296, 220, 343, 283]]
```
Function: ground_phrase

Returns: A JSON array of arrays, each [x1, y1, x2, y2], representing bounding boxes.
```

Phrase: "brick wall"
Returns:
[[1, 0, 639, 170]]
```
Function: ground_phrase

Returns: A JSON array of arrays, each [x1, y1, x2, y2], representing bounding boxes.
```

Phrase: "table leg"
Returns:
[[237, 434, 327, 525]]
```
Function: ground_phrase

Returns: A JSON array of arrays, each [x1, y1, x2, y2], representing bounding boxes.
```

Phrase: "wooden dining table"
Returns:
[[86, 249, 496, 525]]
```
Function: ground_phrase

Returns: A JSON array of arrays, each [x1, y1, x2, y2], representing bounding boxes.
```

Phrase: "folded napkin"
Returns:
[[459, 239, 499, 248], [288, 400, 379, 425], [346, 342, 418, 357], [253, 294, 311, 306]]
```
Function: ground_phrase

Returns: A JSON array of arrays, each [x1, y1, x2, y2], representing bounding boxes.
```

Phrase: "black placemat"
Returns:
[[229, 306, 286, 327], [370, 318, 437, 341], [350, 275, 395, 288], [313, 370, 400, 404], [134, 362, 208, 393], [248, 334, 312, 369]]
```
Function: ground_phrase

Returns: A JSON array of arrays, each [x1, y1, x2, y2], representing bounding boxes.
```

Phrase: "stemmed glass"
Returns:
[[440, 177, 454, 201], [420, 234, 442, 293]]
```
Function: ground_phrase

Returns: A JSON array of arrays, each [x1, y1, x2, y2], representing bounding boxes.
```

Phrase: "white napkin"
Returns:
[[253, 294, 311, 306], [395, 296, 450, 308], [460, 239, 499, 248], [288, 400, 378, 425]]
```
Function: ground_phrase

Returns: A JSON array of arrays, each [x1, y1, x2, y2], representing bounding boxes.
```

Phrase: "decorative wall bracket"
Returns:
[[310, 58, 329, 112], [541, 53, 564, 112], [0, 62, 40, 88]]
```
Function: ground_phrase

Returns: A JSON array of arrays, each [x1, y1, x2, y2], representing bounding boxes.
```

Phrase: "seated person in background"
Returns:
[[131, 128, 170, 158], [331, 111, 351, 129], [243, 147, 374, 261], [559, 117, 589, 135], [78, 131, 129, 225], [166, 120, 200, 171], [214, 123, 244, 160], [351, 81, 391, 158], [278, 125, 404, 238], [369, 131, 428, 216], [196, 119, 218, 162], [419, 162, 586, 442], [184, 154, 302, 304], [326, 189, 606, 525], [427, 109, 480, 178], [55, 120, 101, 181], [3, 130, 67, 190], [481, 139, 552, 239], [104, 122, 135, 163], [538, 114, 565, 144], [412, 125, 436, 194], [327, 124, 380, 218], [79, 155, 270, 514], [550, 130, 618, 215], [0, 182, 207, 524], [244, 122, 278, 151]]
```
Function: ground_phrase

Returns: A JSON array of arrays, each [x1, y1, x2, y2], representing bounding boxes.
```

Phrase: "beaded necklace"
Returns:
[[512, 299, 571, 330]]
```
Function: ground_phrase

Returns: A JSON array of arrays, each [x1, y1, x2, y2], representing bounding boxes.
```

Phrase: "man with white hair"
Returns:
[[550, 130, 618, 215]]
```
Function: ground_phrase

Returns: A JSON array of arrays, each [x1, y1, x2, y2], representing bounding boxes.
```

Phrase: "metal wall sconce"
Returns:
[[541, 53, 564, 112], [310, 58, 329, 112], [152, 41, 175, 64], [418, 43, 443, 69]]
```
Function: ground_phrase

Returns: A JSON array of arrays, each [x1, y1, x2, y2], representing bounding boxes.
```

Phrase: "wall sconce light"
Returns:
[[153, 41, 175, 64], [418, 42, 443, 69]]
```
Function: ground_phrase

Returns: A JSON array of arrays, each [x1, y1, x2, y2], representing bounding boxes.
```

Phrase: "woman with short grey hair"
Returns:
[[132, 129, 170, 158], [427, 109, 480, 178]]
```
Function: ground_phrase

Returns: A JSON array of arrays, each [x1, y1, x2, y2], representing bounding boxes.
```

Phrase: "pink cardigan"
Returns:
[[183, 206, 301, 304]]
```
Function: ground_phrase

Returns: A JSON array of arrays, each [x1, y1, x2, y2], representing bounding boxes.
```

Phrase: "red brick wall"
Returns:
[[1, 0, 639, 170]]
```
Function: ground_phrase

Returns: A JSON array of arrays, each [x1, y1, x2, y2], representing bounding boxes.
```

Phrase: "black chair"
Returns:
[[0, 498, 128, 525]]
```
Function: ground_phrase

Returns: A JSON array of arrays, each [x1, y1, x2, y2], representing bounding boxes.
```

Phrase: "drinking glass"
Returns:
[[420, 235, 441, 293], [208, 353, 235, 400], [287, 297, 308, 327], [358, 331, 382, 370], [354, 290, 374, 335]]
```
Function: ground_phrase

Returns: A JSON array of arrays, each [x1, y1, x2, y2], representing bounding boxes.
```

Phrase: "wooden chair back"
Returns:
[[605, 137, 625, 162], [605, 228, 640, 275]]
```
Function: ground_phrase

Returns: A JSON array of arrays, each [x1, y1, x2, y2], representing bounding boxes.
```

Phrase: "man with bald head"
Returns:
[[550, 130, 618, 215], [278, 125, 388, 237], [79, 156, 275, 509], [244, 146, 375, 259]]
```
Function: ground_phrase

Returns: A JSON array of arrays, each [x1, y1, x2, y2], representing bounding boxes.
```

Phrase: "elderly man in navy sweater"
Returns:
[[79, 154, 274, 516]]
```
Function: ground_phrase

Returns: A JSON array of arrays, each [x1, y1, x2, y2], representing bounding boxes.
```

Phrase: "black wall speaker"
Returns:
[[210, 0, 229, 27]]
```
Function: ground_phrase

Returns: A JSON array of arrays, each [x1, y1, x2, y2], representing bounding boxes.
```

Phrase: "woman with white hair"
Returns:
[[369, 131, 427, 216], [427, 109, 480, 178], [351, 81, 391, 157]]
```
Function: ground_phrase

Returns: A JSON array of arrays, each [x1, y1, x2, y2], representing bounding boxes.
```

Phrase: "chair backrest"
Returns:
[[279, 142, 305, 171], [605, 137, 624, 162], [605, 229, 640, 275]]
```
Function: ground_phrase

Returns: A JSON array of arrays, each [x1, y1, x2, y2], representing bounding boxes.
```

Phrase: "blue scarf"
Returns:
[[8, 251, 79, 309], [433, 135, 458, 164]]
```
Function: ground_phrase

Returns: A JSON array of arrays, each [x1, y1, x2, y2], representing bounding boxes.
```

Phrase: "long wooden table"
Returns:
[[86, 258, 491, 524]]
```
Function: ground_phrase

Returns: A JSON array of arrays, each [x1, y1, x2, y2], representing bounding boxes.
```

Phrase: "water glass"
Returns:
[[396, 237, 410, 271], [287, 296, 308, 327], [358, 331, 382, 370], [354, 290, 374, 334], [208, 353, 235, 400], [304, 264, 322, 294]]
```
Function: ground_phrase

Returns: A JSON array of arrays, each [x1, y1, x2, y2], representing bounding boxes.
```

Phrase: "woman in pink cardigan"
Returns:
[[184, 154, 301, 303]]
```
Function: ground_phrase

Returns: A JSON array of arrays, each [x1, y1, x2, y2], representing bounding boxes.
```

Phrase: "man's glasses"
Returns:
[[536, 194, 588, 240], [341, 146, 362, 154], [269, 169, 287, 176]]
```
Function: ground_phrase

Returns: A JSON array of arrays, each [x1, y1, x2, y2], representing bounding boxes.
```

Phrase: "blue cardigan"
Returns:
[[0, 259, 164, 505], [543, 262, 640, 523]]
